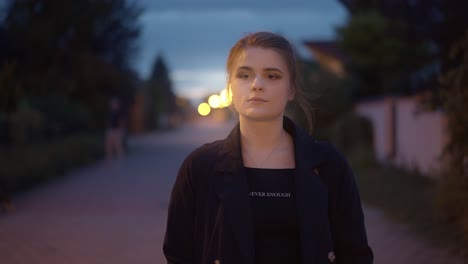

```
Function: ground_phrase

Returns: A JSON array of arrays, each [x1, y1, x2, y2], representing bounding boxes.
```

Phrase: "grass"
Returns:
[[352, 160, 466, 256]]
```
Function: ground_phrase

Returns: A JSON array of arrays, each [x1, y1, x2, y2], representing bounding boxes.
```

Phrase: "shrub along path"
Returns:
[[0, 119, 464, 264]]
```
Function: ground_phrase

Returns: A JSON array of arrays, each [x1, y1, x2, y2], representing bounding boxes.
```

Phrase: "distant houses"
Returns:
[[303, 41, 347, 79]]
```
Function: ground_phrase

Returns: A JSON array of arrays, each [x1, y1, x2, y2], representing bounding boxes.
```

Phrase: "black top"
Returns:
[[245, 167, 301, 264], [107, 109, 122, 129]]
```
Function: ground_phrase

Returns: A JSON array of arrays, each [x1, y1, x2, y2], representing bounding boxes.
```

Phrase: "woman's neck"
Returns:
[[239, 115, 285, 150], [239, 115, 295, 168]]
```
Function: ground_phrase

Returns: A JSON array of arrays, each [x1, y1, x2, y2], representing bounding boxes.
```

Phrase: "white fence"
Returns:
[[355, 96, 448, 176]]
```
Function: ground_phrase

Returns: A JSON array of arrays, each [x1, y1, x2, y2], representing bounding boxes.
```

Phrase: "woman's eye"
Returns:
[[237, 73, 250, 79], [267, 74, 280, 79]]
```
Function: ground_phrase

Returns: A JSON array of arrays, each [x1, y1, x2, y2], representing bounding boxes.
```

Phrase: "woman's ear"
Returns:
[[288, 86, 296, 101]]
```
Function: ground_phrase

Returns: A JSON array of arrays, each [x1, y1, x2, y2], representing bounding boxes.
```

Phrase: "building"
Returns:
[[303, 41, 347, 78]]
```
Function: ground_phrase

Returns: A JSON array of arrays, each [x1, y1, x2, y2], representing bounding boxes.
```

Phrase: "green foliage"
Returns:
[[0, 61, 22, 113], [0, 132, 103, 194], [435, 167, 468, 222], [330, 112, 374, 167], [0, 0, 141, 129], [337, 0, 468, 106], [290, 59, 352, 139], [144, 55, 176, 130], [439, 30, 468, 175], [7, 108, 45, 145], [0, 94, 96, 145], [436, 30, 468, 254], [3, 0, 141, 68], [25, 95, 91, 130], [336, 10, 426, 97]]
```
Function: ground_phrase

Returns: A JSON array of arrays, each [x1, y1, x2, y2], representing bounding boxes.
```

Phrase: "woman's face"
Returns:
[[229, 47, 294, 122]]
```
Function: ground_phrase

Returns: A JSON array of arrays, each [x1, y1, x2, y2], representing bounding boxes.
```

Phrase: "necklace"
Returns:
[[243, 133, 283, 167]]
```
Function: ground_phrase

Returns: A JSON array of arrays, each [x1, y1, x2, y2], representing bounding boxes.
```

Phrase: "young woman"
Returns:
[[163, 32, 373, 264]]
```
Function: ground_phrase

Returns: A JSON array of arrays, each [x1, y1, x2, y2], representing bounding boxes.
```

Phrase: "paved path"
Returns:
[[0, 120, 464, 264]]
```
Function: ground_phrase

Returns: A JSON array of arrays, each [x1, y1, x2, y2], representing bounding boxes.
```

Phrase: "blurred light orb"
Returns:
[[198, 103, 211, 116], [208, 94, 222, 109], [220, 89, 232, 107]]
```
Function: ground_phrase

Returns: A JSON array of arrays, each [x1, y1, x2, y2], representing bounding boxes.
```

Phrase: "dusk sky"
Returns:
[[132, 0, 349, 102]]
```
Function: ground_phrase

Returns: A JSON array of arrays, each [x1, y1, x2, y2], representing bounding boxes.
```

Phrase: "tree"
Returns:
[[0, 0, 141, 121], [144, 55, 176, 130], [337, 0, 468, 101], [289, 59, 351, 138], [436, 30, 468, 253], [0, 0, 141, 131], [336, 10, 421, 98], [439, 31, 468, 179]]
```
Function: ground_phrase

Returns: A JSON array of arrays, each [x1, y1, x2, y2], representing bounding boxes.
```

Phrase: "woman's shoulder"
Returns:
[[290, 119, 347, 164], [298, 133, 345, 161], [176, 139, 227, 188], [181, 139, 226, 166], [316, 140, 347, 162], [302, 137, 352, 172]]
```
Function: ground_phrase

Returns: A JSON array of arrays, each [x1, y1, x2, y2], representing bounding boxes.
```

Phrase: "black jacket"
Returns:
[[163, 117, 373, 264]]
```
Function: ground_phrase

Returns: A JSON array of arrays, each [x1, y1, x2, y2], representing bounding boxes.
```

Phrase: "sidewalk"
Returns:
[[0, 120, 465, 264], [365, 206, 464, 264]]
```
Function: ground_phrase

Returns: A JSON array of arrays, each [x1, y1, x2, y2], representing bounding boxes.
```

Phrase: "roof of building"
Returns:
[[303, 41, 347, 62]]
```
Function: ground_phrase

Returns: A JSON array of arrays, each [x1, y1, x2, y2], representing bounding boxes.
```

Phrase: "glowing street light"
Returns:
[[208, 94, 222, 109], [198, 102, 211, 116], [219, 88, 232, 108]]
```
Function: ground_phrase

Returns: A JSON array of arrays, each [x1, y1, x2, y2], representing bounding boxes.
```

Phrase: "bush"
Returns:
[[0, 96, 95, 145], [0, 133, 103, 194], [25, 95, 92, 136], [435, 29, 468, 257], [435, 167, 468, 255], [330, 112, 374, 158], [8, 108, 46, 144]]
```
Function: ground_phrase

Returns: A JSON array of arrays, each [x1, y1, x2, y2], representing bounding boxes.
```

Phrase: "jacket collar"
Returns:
[[214, 116, 329, 264], [217, 116, 326, 166]]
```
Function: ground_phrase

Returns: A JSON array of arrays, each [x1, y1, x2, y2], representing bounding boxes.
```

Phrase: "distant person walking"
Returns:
[[0, 184, 14, 213], [105, 97, 124, 160]]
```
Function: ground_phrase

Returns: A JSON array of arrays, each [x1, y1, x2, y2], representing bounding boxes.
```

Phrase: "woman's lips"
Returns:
[[248, 97, 268, 102]]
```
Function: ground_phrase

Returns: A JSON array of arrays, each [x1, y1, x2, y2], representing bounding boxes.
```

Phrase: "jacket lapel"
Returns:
[[285, 118, 329, 264], [214, 123, 255, 264]]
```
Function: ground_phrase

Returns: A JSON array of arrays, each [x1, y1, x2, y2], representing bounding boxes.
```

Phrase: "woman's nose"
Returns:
[[251, 76, 264, 91]]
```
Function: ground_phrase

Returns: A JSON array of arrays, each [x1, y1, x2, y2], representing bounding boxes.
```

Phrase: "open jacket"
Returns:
[[163, 117, 373, 264]]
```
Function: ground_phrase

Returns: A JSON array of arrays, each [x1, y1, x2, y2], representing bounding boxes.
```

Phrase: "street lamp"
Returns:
[[197, 102, 211, 116]]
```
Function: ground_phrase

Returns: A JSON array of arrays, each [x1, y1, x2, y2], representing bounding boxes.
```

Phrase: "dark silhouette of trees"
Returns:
[[435, 30, 468, 255], [337, 0, 468, 100], [0, 0, 142, 136], [337, 11, 421, 98], [144, 55, 177, 130], [439, 31, 468, 181]]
